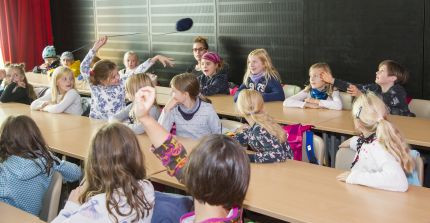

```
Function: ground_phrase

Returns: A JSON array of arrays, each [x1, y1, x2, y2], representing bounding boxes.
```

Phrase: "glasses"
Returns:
[[355, 106, 362, 119], [192, 47, 207, 53]]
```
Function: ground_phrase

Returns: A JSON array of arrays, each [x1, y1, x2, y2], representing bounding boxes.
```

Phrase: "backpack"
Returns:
[[282, 124, 314, 161]]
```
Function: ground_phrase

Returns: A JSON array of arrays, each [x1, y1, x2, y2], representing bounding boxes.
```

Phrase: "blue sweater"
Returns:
[[0, 155, 82, 216], [234, 76, 285, 102]]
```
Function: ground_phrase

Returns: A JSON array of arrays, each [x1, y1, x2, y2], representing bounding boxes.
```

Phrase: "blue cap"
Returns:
[[42, 46, 57, 59]]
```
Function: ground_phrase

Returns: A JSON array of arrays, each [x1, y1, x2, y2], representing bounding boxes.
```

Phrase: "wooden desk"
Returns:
[[0, 202, 46, 223], [150, 160, 430, 223]]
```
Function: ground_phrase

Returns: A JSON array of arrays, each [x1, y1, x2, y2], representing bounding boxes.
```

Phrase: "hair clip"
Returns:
[[355, 106, 362, 119]]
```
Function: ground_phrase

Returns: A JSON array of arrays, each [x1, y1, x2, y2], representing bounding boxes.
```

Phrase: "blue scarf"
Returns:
[[310, 88, 328, 100]]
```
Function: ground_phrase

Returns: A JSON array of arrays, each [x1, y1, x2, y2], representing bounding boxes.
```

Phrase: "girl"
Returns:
[[283, 63, 342, 110], [0, 115, 82, 216], [30, 66, 83, 115], [158, 73, 221, 140], [52, 123, 155, 223], [110, 73, 160, 134], [0, 68, 10, 96], [235, 89, 293, 163], [80, 36, 173, 119], [134, 86, 251, 223], [197, 51, 229, 96], [119, 51, 158, 85], [337, 92, 414, 192], [233, 48, 285, 102], [186, 36, 209, 76], [0, 63, 37, 105]]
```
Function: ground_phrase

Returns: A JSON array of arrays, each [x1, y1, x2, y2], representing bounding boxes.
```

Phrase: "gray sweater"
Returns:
[[158, 99, 221, 139], [111, 103, 160, 134]]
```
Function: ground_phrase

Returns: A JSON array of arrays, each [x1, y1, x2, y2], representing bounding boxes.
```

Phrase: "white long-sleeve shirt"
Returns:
[[346, 136, 409, 192], [283, 89, 342, 110], [52, 180, 154, 223], [30, 88, 83, 115]]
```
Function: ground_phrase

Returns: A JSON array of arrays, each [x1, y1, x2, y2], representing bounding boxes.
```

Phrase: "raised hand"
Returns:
[[347, 84, 362, 97], [321, 71, 334, 84], [133, 86, 156, 120], [92, 36, 108, 52], [152, 55, 175, 67]]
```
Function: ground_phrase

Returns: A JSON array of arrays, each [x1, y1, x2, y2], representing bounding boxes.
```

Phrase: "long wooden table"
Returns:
[[150, 160, 430, 223], [0, 202, 46, 223]]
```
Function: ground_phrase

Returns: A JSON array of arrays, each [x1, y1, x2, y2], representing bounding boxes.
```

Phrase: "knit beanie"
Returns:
[[42, 46, 57, 59]]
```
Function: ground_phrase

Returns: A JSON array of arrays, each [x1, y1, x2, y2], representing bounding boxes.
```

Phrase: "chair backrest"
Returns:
[[415, 155, 424, 186], [40, 171, 63, 222], [335, 147, 356, 170], [301, 133, 325, 165], [409, 99, 430, 118], [283, 85, 301, 98], [220, 119, 242, 133], [339, 92, 353, 110]]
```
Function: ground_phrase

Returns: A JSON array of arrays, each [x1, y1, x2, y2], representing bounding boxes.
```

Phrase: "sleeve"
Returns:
[[261, 79, 285, 102], [157, 108, 175, 133], [233, 83, 247, 102], [233, 127, 250, 146], [50, 201, 82, 223], [0, 83, 26, 103], [30, 88, 52, 110], [201, 74, 229, 96], [333, 78, 351, 92], [151, 134, 188, 182], [53, 156, 82, 182], [80, 49, 96, 81], [206, 106, 222, 134], [319, 90, 342, 110], [346, 147, 409, 192], [389, 86, 415, 117], [282, 90, 308, 108], [132, 59, 155, 77], [111, 104, 132, 122], [348, 136, 360, 151], [249, 146, 289, 163], [44, 89, 81, 113]]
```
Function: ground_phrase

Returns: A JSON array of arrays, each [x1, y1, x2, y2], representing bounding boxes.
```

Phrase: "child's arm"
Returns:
[[80, 36, 107, 81], [30, 88, 52, 110], [261, 79, 285, 102], [200, 73, 229, 96], [0, 82, 26, 103], [388, 85, 415, 116], [232, 125, 250, 146], [43, 89, 81, 113], [233, 83, 247, 102], [133, 55, 174, 77], [110, 103, 132, 122], [283, 90, 308, 108], [53, 156, 82, 182], [249, 146, 289, 163], [318, 90, 343, 110]]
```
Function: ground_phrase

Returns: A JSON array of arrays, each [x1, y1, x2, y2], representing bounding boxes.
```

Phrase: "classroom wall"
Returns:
[[51, 0, 430, 99]]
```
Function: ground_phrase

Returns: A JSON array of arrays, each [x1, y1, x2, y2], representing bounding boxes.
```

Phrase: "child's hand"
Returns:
[[92, 36, 108, 52], [304, 98, 319, 104], [347, 84, 362, 97], [164, 97, 179, 112], [39, 101, 50, 110], [304, 103, 320, 109], [17, 81, 26, 88], [336, 171, 350, 182], [133, 86, 156, 120], [152, 55, 175, 67], [147, 73, 158, 86], [67, 186, 83, 204], [321, 71, 334, 84]]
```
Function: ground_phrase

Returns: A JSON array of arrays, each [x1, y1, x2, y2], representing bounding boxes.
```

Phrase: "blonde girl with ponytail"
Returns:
[[337, 92, 414, 192], [234, 89, 292, 163]]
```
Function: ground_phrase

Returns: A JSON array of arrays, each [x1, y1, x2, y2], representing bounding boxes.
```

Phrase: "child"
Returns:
[[119, 51, 158, 85], [321, 60, 415, 116], [0, 115, 82, 215], [186, 36, 209, 76], [336, 92, 414, 192], [30, 66, 83, 115], [60, 51, 81, 77], [0, 63, 37, 104], [234, 48, 285, 102], [0, 67, 9, 96], [80, 36, 173, 120], [133, 86, 251, 222], [52, 123, 155, 223], [235, 89, 293, 163], [158, 73, 221, 139], [197, 51, 229, 96], [283, 63, 342, 110], [110, 73, 160, 134], [32, 45, 60, 75]]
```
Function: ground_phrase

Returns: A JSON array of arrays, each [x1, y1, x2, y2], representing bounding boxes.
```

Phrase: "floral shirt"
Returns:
[[80, 49, 153, 119], [233, 123, 293, 163]]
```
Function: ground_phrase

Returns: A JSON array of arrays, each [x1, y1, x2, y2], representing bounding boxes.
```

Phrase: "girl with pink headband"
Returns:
[[197, 51, 229, 96]]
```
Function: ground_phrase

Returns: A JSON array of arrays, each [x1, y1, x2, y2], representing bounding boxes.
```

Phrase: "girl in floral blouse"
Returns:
[[80, 36, 174, 119], [234, 89, 293, 163]]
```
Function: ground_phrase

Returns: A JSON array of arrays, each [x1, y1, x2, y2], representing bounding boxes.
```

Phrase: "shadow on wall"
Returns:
[[219, 37, 247, 85]]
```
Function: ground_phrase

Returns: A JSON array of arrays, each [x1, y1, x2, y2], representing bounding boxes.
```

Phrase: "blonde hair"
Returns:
[[237, 89, 286, 143], [304, 62, 334, 96], [243, 49, 281, 86], [171, 73, 211, 103], [352, 92, 414, 173], [5, 63, 37, 100], [125, 73, 155, 100], [51, 66, 75, 104], [123, 51, 139, 64]]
